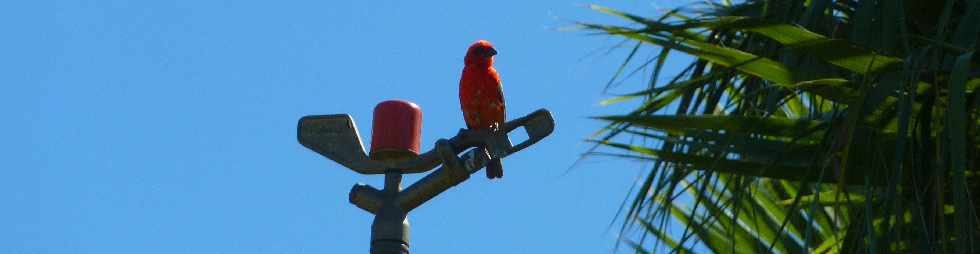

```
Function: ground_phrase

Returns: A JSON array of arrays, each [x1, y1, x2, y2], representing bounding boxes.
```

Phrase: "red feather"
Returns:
[[459, 40, 506, 179]]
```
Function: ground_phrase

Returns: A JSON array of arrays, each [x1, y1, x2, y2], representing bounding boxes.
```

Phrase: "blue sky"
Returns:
[[14, 1, 693, 253]]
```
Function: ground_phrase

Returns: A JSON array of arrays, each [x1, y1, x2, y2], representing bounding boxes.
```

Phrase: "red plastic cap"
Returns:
[[369, 100, 422, 158]]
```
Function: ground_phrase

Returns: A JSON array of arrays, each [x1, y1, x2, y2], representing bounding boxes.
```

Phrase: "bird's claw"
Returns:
[[484, 123, 511, 160]]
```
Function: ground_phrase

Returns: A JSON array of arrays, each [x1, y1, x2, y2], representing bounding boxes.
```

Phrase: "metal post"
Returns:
[[368, 170, 409, 254]]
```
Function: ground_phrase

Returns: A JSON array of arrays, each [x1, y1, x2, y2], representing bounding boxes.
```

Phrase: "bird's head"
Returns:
[[464, 40, 497, 67]]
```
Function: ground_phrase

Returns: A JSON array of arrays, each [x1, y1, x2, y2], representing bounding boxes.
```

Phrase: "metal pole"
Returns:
[[368, 170, 410, 254]]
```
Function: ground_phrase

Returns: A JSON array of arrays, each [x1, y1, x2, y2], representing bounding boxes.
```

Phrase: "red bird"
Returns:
[[459, 40, 506, 179]]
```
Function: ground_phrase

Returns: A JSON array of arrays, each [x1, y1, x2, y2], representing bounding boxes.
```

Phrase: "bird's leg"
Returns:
[[485, 122, 505, 179]]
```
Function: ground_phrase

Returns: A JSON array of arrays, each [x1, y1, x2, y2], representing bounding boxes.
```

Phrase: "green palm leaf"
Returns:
[[579, 0, 980, 253]]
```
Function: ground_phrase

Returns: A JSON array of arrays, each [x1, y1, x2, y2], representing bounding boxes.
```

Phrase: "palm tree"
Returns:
[[580, 0, 979, 253]]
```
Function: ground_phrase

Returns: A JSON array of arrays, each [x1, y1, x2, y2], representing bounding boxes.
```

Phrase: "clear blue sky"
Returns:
[[14, 1, 693, 253]]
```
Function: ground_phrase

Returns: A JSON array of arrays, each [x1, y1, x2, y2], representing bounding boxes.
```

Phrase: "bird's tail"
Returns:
[[486, 158, 503, 179]]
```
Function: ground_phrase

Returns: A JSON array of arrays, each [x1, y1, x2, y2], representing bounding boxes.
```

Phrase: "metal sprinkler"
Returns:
[[297, 100, 554, 254]]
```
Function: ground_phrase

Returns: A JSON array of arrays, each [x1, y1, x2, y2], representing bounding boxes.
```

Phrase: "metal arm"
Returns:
[[298, 109, 555, 175], [395, 140, 492, 212], [347, 109, 555, 213]]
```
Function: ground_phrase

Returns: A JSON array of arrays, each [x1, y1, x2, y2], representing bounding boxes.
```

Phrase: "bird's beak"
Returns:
[[488, 48, 498, 56]]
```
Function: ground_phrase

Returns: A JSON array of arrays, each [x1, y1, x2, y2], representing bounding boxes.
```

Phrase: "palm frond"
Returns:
[[580, 0, 980, 253]]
